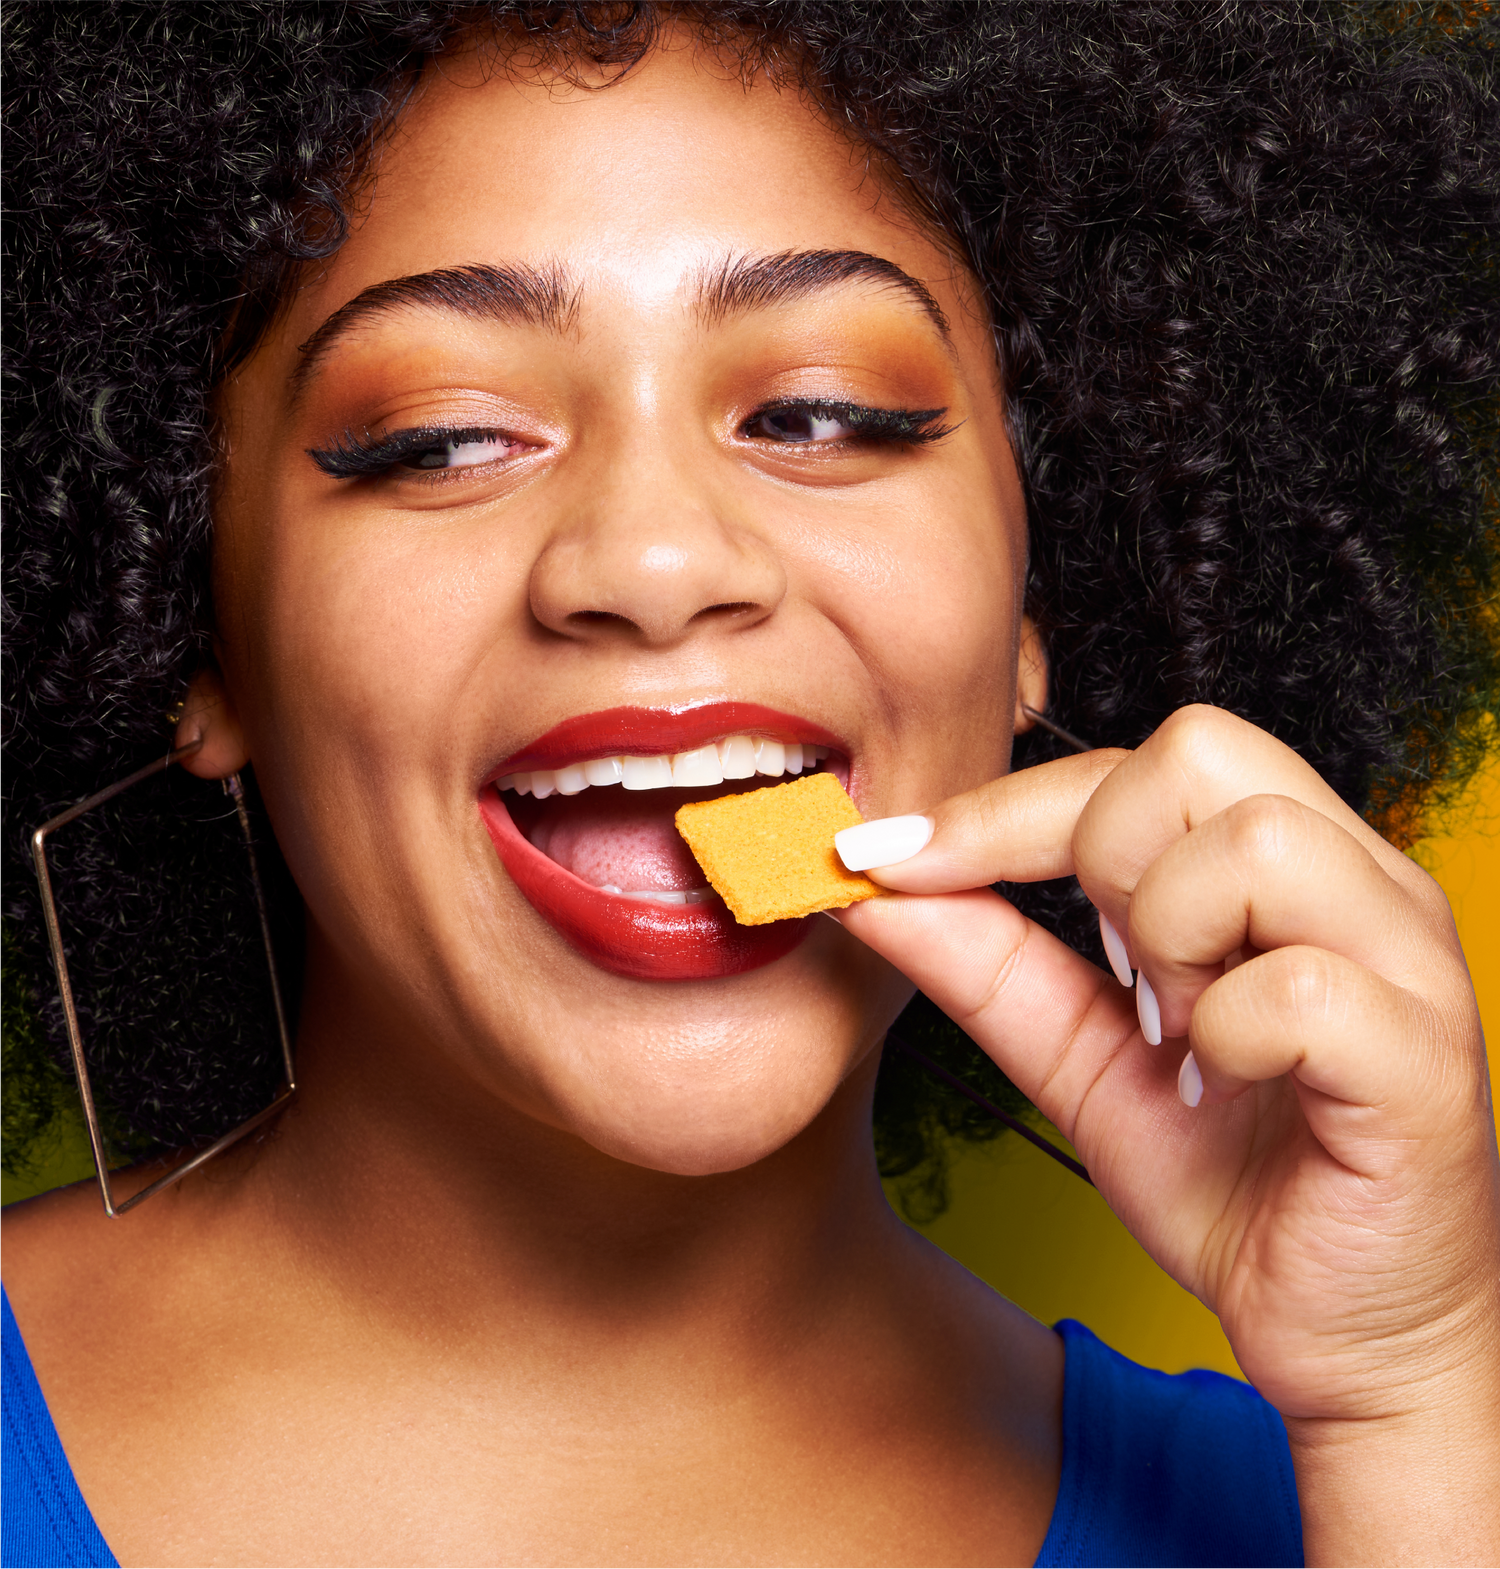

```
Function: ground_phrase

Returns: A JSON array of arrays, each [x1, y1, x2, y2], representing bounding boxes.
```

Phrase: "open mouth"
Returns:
[[477, 703, 847, 980], [501, 737, 837, 902]]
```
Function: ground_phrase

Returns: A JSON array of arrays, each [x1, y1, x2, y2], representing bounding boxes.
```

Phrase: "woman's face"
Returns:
[[211, 36, 1033, 1175]]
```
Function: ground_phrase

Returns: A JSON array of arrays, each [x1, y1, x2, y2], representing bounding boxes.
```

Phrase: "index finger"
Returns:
[[856, 747, 1129, 892]]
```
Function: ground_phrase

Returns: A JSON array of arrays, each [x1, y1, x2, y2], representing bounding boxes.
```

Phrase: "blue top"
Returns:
[[2, 1288, 1302, 1567], [1036, 1320, 1302, 1566]]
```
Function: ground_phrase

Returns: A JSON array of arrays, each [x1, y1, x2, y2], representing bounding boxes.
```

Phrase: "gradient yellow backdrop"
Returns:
[[5, 762, 1498, 1383]]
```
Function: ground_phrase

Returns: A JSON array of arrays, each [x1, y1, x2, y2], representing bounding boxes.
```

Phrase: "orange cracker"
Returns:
[[674, 771, 881, 925]]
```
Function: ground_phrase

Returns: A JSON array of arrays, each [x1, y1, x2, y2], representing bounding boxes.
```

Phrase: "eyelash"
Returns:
[[743, 401, 955, 446], [306, 402, 955, 480], [308, 426, 506, 479]]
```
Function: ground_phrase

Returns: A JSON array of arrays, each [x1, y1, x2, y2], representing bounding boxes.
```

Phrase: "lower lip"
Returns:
[[478, 792, 810, 981]]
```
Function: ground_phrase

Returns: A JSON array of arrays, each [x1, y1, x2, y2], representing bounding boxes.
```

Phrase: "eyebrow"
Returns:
[[293, 262, 580, 397], [697, 250, 950, 337], [291, 248, 949, 397]]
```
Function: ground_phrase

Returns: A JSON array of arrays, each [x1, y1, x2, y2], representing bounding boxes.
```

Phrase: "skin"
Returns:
[[5, 28, 1498, 1569]]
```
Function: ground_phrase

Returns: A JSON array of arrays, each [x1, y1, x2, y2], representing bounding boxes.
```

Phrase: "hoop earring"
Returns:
[[30, 741, 297, 1216], [1020, 702, 1092, 754]]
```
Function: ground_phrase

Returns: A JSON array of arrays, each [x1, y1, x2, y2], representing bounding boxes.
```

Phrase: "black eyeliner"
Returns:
[[747, 401, 957, 445], [308, 425, 502, 479]]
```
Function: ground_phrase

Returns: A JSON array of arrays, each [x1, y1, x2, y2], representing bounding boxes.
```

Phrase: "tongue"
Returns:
[[525, 790, 708, 892]]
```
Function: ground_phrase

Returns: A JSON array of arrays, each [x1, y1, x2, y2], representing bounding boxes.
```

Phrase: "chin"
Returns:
[[521, 963, 905, 1177], [567, 1070, 859, 1177]]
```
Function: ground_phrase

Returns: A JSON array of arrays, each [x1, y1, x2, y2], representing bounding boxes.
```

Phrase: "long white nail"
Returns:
[[1098, 911, 1134, 988], [835, 815, 933, 872], [1136, 971, 1162, 1045], [1177, 1050, 1203, 1108]]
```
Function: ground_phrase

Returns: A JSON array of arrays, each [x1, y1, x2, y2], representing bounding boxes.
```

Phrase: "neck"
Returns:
[[231, 951, 911, 1375]]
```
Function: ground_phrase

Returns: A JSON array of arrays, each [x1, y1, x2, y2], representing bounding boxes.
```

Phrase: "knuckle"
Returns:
[[1153, 702, 1239, 767], [1221, 791, 1305, 864], [1275, 946, 1341, 1028], [968, 795, 1007, 851], [1087, 747, 1133, 785], [1402, 856, 1458, 927]]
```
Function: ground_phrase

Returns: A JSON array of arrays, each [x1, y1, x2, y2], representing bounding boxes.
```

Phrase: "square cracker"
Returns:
[[674, 771, 881, 925]]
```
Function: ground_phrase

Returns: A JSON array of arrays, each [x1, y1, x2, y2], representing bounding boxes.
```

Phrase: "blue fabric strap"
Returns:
[[2, 1287, 117, 1569], [1035, 1319, 1303, 1567]]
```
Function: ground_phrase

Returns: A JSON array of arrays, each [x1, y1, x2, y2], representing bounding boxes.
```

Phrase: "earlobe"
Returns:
[[1013, 615, 1049, 733], [174, 666, 251, 779]]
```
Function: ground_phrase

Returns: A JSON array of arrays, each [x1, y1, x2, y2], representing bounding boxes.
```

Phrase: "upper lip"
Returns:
[[486, 702, 847, 781]]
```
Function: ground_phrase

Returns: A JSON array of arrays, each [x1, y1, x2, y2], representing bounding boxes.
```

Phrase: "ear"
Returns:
[[1012, 615, 1049, 734], [174, 666, 251, 779]]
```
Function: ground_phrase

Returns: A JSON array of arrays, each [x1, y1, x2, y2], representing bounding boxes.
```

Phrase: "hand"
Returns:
[[835, 705, 1500, 1565]]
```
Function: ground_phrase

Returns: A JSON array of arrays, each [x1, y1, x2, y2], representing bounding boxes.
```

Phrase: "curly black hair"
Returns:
[[5, 0, 1498, 1220]]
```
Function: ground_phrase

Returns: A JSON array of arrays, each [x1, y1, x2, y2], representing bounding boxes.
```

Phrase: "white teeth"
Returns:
[[622, 754, 675, 790], [554, 763, 589, 796], [598, 883, 713, 904], [671, 745, 723, 787], [497, 735, 831, 797], [718, 735, 757, 778], [753, 738, 785, 777]]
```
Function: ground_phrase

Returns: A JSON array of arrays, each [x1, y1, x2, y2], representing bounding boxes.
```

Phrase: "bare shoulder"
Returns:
[[891, 1217, 1066, 1454], [6, 1186, 120, 1357], [3, 1178, 128, 1302], [2, 1171, 208, 1378]]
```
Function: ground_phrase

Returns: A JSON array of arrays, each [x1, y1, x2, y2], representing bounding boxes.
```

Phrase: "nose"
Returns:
[[529, 453, 787, 648]]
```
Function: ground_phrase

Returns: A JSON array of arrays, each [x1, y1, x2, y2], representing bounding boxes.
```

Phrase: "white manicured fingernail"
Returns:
[[1178, 1050, 1203, 1108], [1098, 911, 1134, 989], [835, 815, 933, 872], [1137, 971, 1162, 1045]]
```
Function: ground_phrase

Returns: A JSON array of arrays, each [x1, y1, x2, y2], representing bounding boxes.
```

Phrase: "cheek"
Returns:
[[796, 485, 1021, 713], [240, 516, 524, 764], [216, 504, 536, 929]]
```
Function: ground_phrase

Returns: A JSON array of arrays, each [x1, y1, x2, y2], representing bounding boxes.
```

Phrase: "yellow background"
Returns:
[[6, 762, 1498, 1381]]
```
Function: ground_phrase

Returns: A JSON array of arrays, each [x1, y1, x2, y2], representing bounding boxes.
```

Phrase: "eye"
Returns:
[[739, 401, 956, 449], [398, 434, 520, 470], [745, 407, 859, 444], [308, 425, 532, 480]]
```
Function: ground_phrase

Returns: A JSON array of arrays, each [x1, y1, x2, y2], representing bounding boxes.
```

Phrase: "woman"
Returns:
[[4, 3, 1498, 1564]]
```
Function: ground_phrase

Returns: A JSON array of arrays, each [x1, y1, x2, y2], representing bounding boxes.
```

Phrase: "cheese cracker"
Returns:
[[674, 771, 881, 925]]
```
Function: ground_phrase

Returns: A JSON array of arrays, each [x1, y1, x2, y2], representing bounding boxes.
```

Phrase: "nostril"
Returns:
[[693, 601, 760, 620], [566, 603, 758, 634], [567, 610, 635, 629]]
